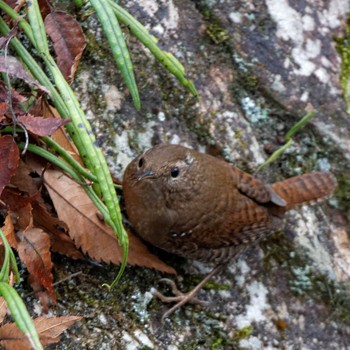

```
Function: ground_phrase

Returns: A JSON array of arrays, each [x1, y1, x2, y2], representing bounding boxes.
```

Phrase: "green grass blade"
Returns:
[[0, 282, 43, 350], [0, 230, 10, 283], [25, 0, 49, 54], [107, 0, 198, 97], [256, 138, 293, 172], [89, 0, 141, 110], [2, 1, 130, 285], [285, 111, 316, 140]]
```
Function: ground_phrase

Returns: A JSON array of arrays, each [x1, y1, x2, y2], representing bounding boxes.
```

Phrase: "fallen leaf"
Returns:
[[38, 0, 52, 19], [0, 297, 7, 324], [1, 214, 18, 249], [40, 101, 82, 163], [0, 82, 28, 115], [27, 276, 51, 314], [44, 169, 175, 274], [10, 160, 40, 196], [0, 135, 19, 197], [0, 102, 6, 117], [0, 56, 49, 94], [17, 114, 70, 136], [0, 274, 15, 324], [1, 189, 34, 231], [0, 315, 82, 349], [45, 11, 86, 83], [33, 201, 83, 260], [17, 228, 55, 301]]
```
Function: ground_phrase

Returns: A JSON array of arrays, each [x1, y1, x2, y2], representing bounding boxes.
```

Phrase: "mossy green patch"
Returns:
[[334, 15, 350, 114], [335, 173, 350, 219], [232, 325, 253, 340], [206, 23, 229, 44]]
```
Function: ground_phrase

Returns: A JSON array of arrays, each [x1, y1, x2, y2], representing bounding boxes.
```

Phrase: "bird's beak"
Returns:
[[137, 169, 155, 181]]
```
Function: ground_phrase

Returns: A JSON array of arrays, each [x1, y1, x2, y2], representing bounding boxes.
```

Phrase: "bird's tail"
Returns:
[[271, 171, 337, 212]]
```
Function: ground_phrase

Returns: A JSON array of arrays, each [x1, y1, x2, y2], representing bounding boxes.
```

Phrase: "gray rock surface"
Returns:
[[47, 0, 350, 349]]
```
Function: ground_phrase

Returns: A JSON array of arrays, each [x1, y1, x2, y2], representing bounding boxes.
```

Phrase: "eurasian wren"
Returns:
[[123, 144, 337, 319]]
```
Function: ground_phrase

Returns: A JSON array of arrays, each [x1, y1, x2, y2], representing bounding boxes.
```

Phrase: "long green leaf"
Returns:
[[25, 0, 129, 285], [89, 0, 141, 110], [25, 0, 48, 54], [107, 0, 198, 97], [0, 282, 43, 350]]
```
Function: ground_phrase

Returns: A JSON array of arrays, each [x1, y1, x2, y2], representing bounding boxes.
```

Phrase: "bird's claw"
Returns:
[[151, 278, 209, 322]]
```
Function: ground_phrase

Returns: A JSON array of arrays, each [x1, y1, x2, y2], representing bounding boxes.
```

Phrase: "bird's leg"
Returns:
[[151, 264, 225, 321]]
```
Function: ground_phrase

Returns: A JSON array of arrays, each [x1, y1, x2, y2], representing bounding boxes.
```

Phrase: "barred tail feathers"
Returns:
[[271, 171, 337, 210]]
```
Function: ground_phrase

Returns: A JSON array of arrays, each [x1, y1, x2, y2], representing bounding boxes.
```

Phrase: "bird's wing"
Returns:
[[235, 168, 286, 206]]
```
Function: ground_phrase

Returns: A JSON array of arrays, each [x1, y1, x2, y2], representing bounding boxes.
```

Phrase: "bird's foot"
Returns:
[[151, 278, 209, 322]]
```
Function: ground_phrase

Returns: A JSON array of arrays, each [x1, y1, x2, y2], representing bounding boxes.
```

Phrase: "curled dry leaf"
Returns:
[[0, 315, 82, 350], [45, 11, 86, 83], [17, 228, 55, 301], [0, 56, 49, 94], [44, 169, 175, 274], [0, 135, 19, 197], [17, 114, 70, 136]]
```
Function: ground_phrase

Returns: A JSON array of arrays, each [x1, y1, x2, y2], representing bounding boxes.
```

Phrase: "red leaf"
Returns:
[[45, 11, 86, 83], [17, 114, 70, 136], [17, 228, 55, 302], [0, 135, 20, 197]]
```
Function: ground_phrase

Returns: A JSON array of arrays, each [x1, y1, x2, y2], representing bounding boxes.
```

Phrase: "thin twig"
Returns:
[[23, 271, 83, 297]]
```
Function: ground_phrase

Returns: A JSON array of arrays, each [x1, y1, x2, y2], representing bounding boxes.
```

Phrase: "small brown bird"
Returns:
[[123, 144, 337, 319]]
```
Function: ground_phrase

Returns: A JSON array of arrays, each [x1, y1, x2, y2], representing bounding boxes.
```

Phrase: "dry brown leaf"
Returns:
[[0, 56, 49, 93], [0, 315, 82, 349], [17, 114, 70, 136], [0, 102, 6, 117], [0, 274, 15, 323], [4, 198, 33, 232], [45, 11, 86, 83], [0, 297, 7, 324], [0, 135, 19, 197], [44, 169, 175, 274], [33, 201, 83, 260], [1, 214, 18, 249], [17, 228, 55, 301], [27, 276, 51, 314], [41, 102, 82, 164], [10, 160, 40, 196], [0, 81, 28, 115]]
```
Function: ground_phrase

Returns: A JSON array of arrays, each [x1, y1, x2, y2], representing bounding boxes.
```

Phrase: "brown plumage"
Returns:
[[123, 144, 337, 319], [123, 144, 336, 262]]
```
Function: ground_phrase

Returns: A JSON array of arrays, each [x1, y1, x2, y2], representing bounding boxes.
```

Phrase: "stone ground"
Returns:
[[23, 0, 350, 349]]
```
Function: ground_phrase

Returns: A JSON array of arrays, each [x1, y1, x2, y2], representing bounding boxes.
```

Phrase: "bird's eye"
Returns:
[[138, 157, 144, 168], [170, 167, 180, 178]]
